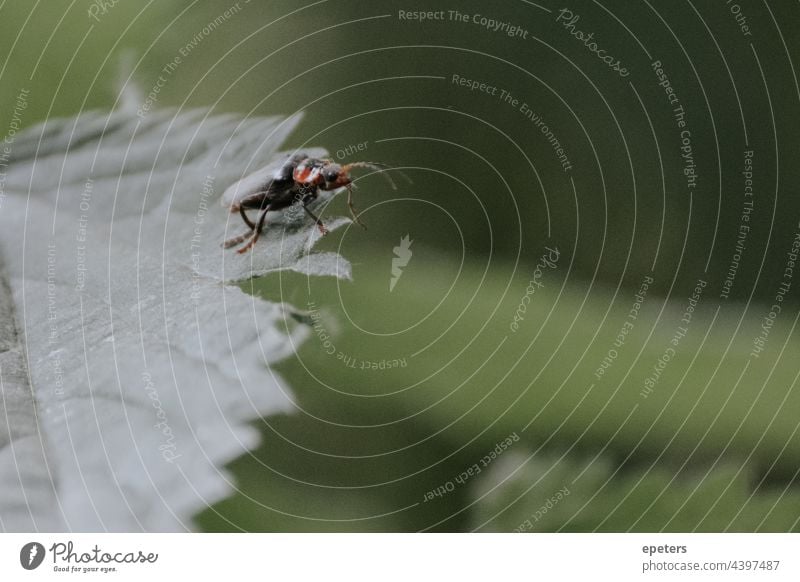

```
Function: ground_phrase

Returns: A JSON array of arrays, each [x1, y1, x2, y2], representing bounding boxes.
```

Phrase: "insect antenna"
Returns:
[[342, 161, 413, 190]]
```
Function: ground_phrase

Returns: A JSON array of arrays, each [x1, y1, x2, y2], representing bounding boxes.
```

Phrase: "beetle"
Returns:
[[221, 153, 399, 253]]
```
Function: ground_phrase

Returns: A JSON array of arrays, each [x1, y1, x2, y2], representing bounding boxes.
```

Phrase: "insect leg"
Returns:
[[222, 203, 259, 248], [239, 205, 255, 229], [223, 230, 253, 249], [236, 204, 271, 254], [303, 204, 329, 236], [346, 185, 367, 230]]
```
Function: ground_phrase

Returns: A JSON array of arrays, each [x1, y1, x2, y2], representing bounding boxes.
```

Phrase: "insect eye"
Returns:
[[323, 169, 339, 182]]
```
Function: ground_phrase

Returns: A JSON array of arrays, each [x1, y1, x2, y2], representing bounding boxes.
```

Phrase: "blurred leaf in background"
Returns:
[[470, 452, 800, 532]]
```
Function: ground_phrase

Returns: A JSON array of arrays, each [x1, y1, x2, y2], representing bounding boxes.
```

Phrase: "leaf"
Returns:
[[0, 106, 351, 531], [469, 452, 800, 532], [285, 258, 800, 474]]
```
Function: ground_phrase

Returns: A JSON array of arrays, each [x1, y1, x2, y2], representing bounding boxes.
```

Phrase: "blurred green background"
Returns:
[[2, 0, 800, 531]]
